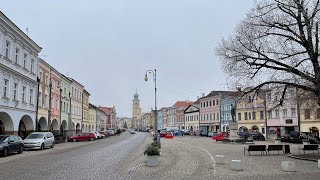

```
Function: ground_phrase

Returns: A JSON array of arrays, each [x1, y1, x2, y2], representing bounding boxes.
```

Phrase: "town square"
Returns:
[[1, 0, 320, 179]]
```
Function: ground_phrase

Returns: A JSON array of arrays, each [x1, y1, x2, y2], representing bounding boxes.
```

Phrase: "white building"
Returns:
[[0, 11, 42, 138], [184, 103, 200, 131], [69, 78, 83, 134]]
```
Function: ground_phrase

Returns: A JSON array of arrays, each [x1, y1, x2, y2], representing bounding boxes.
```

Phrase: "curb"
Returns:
[[288, 154, 318, 162]]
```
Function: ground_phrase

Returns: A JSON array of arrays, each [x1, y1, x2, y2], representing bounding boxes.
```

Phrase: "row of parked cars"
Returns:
[[0, 129, 122, 157], [280, 131, 320, 144]]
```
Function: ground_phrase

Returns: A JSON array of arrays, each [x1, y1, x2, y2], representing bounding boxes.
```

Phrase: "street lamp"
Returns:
[[144, 69, 158, 143]]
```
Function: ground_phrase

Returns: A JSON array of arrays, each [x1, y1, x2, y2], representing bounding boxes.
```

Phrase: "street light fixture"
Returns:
[[144, 69, 159, 143]]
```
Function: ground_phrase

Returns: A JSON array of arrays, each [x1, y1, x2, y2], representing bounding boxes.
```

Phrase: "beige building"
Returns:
[[299, 96, 320, 136], [82, 89, 90, 132], [184, 102, 200, 131], [89, 103, 97, 132]]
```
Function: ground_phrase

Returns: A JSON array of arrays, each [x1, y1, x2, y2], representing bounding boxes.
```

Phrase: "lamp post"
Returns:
[[144, 69, 158, 143]]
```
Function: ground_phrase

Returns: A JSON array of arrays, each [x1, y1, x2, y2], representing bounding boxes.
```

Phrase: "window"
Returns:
[[5, 41, 10, 58], [56, 99, 59, 110], [213, 113, 215, 120], [29, 89, 33, 104], [45, 94, 48, 108], [51, 97, 53, 109], [226, 113, 229, 121], [66, 103, 68, 113], [23, 53, 27, 68], [216, 99, 219, 106], [248, 96, 252, 103], [200, 103, 202, 108], [275, 92, 279, 101], [262, 128, 265, 134], [209, 101, 212, 106], [288, 89, 295, 99], [317, 108, 320, 118], [217, 113, 219, 120], [267, 93, 271, 102], [291, 108, 296, 117], [304, 109, 311, 119], [39, 92, 42, 106], [13, 83, 18, 100], [206, 101, 208, 107], [207, 114, 209, 121], [268, 110, 272, 119], [210, 114, 212, 120], [248, 112, 251, 120], [3, 79, 9, 98], [31, 59, 34, 73], [238, 113, 241, 121], [213, 100, 215, 106], [39, 72, 43, 82], [15, 48, 19, 63], [51, 80, 55, 90], [22, 86, 26, 103], [252, 112, 256, 120], [260, 111, 264, 119], [275, 109, 280, 118], [283, 109, 287, 118], [45, 75, 48, 85]]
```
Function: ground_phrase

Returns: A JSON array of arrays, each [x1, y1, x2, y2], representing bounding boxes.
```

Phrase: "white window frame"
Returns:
[[29, 89, 33, 104], [13, 82, 18, 100], [15, 48, 20, 63], [22, 86, 26, 103], [3, 79, 9, 98], [5, 41, 11, 59]]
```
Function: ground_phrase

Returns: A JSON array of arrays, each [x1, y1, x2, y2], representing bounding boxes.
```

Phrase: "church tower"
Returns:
[[132, 91, 141, 119]]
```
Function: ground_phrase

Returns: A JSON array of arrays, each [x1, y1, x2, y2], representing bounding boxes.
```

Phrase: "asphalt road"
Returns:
[[0, 132, 148, 180]]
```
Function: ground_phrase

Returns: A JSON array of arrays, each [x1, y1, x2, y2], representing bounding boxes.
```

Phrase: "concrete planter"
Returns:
[[147, 155, 159, 167], [303, 142, 310, 145], [275, 139, 281, 144]]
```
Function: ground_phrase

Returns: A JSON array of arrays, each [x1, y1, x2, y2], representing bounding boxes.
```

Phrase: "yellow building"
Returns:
[[237, 90, 266, 136], [89, 103, 97, 132], [299, 99, 320, 135], [82, 89, 90, 132]]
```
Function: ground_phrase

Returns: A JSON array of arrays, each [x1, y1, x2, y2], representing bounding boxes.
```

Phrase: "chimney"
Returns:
[[202, 93, 205, 97]]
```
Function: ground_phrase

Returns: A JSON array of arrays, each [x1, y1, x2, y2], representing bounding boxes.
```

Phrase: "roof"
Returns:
[[173, 101, 193, 110], [202, 91, 240, 99], [98, 106, 115, 115]]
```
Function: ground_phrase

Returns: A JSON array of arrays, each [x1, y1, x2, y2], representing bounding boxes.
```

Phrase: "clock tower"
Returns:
[[132, 91, 141, 119]]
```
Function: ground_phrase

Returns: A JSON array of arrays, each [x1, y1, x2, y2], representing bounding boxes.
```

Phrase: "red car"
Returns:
[[68, 133, 96, 142], [160, 131, 167, 137], [212, 132, 227, 140]]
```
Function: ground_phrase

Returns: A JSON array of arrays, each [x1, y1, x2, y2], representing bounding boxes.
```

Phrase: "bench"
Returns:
[[244, 145, 267, 155], [298, 145, 319, 154], [267, 145, 284, 155], [216, 139, 231, 143]]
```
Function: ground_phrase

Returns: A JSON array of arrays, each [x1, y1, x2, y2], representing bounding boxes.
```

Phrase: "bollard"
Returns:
[[231, 160, 242, 171], [215, 155, 225, 164], [318, 160, 320, 169]]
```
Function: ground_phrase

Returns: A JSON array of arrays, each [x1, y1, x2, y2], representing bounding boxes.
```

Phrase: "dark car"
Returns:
[[238, 132, 250, 139], [288, 131, 302, 143], [200, 131, 208, 137], [0, 135, 24, 157], [250, 132, 265, 141]]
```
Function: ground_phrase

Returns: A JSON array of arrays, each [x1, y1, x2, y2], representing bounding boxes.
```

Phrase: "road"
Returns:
[[0, 132, 149, 180]]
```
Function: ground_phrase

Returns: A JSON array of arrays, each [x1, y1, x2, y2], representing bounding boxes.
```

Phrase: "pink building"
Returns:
[[266, 86, 298, 139], [199, 91, 238, 133], [49, 69, 61, 133]]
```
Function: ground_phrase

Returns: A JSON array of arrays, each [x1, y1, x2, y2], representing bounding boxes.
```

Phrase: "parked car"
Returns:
[[0, 135, 24, 157], [200, 131, 208, 137], [160, 130, 167, 137], [288, 131, 302, 143], [208, 132, 216, 137], [68, 133, 96, 142], [99, 131, 110, 137], [182, 129, 190, 135], [24, 132, 55, 150], [250, 132, 265, 141], [174, 130, 185, 136], [130, 131, 136, 134], [106, 130, 115, 136], [301, 132, 319, 144], [212, 132, 227, 140], [94, 132, 105, 139], [238, 132, 250, 139]]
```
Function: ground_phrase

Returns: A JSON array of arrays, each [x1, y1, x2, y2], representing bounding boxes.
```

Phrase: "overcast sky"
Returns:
[[1, 0, 254, 117]]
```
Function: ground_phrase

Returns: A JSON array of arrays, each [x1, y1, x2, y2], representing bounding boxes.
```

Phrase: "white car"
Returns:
[[24, 132, 55, 150], [93, 132, 104, 139], [106, 130, 115, 136]]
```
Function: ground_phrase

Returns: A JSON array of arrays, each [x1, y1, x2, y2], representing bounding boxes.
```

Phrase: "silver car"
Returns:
[[24, 132, 55, 150]]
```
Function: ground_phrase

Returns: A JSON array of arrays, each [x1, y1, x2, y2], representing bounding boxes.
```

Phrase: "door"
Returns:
[[7, 136, 17, 153], [45, 133, 51, 147]]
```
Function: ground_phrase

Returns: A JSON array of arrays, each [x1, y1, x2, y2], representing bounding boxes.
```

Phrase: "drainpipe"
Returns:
[[35, 77, 40, 132], [296, 87, 301, 132]]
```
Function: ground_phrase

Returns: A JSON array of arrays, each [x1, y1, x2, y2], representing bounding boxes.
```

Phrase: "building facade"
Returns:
[[266, 87, 298, 139], [89, 103, 97, 132], [220, 97, 237, 132], [60, 74, 71, 134], [161, 107, 168, 128], [184, 103, 200, 131], [157, 110, 163, 130], [70, 78, 84, 134], [49, 68, 61, 133], [299, 97, 320, 136], [37, 59, 50, 132], [237, 90, 266, 136], [167, 106, 176, 127], [82, 89, 90, 132], [0, 11, 41, 138]]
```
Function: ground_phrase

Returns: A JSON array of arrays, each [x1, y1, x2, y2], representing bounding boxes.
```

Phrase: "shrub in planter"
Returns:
[[144, 144, 160, 156], [144, 143, 160, 167]]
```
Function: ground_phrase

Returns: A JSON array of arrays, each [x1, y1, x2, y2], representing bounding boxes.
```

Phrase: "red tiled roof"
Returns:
[[98, 107, 114, 115], [173, 101, 193, 109]]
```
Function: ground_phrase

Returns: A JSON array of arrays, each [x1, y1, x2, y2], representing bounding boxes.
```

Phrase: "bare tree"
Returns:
[[216, 0, 320, 106]]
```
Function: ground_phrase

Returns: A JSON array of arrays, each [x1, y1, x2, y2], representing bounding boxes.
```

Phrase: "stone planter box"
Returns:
[[147, 155, 159, 167], [303, 142, 310, 145]]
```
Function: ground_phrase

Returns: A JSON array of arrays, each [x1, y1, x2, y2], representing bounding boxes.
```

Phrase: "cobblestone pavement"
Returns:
[[127, 136, 320, 180], [1, 133, 320, 180]]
